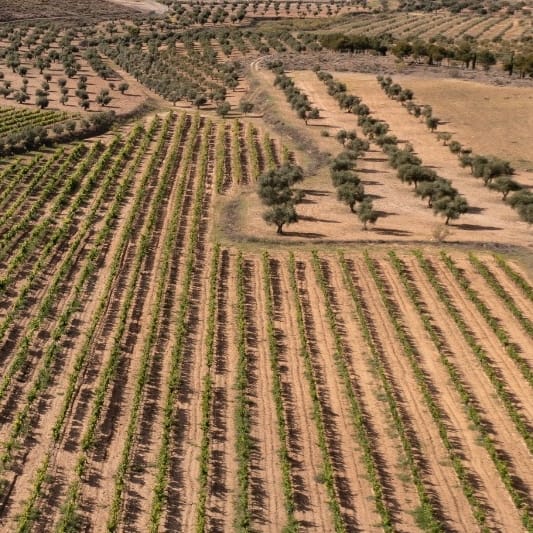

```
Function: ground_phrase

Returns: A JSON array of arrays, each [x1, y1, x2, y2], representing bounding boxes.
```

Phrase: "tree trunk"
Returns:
[[277, 224, 283, 234], [350, 203, 356, 213], [445, 216, 450, 225]]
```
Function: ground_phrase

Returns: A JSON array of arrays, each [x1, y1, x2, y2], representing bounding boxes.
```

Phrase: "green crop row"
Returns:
[[382, 251, 489, 529], [440, 251, 533, 436], [215, 121, 226, 193], [195, 243, 221, 533], [493, 255, 533, 303], [107, 114, 194, 532], [311, 251, 393, 532], [234, 251, 252, 532], [288, 252, 346, 533], [262, 252, 297, 532], [12, 117, 163, 532], [0, 147, 64, 231], [468, 253, 533, 338], [231, 119, 243, 184], [0, 125, 145, 472], [0, 137, 123, 404], [0, 135, 111, 264], [340, 251, 444, 532], [148, 115, 210, 532], [414, 250, 533, 531], [246, 123, 260, 181], [56, 114, 188, 532]]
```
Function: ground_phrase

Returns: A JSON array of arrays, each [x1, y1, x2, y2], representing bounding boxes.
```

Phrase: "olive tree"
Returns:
[[433, 195, 468, 225]]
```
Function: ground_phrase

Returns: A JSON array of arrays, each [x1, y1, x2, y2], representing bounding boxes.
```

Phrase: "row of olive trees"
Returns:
[[377, 76, 530, 224], [330, 130, 380, 229], [268, 60, 320, 124], [318, 68, 469, 225]]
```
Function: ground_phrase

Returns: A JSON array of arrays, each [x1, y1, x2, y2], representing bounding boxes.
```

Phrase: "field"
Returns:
[[0, 111, 531, 531], [323, 11, 533, 42], [0, 0, 140, 22], [0, 1, 532, 532], [382, 76, 533, 170]]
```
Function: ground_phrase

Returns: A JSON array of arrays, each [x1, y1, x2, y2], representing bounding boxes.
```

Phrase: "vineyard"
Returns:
[[0, 102, 529, 531], [0, 0, 531, 531]]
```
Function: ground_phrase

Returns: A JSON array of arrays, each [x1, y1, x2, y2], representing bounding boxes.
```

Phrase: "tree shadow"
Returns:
[[373, 227, 412, 236], [455, 223, 502, 231], [358, 168, 382, 174], [301, 189, 330, 196], [299, 215, 340, 224], [363, 156, 388, 163], [375, 210, 396, 218], [283, 231, 325, 238], [468, 206, 485, 214]]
